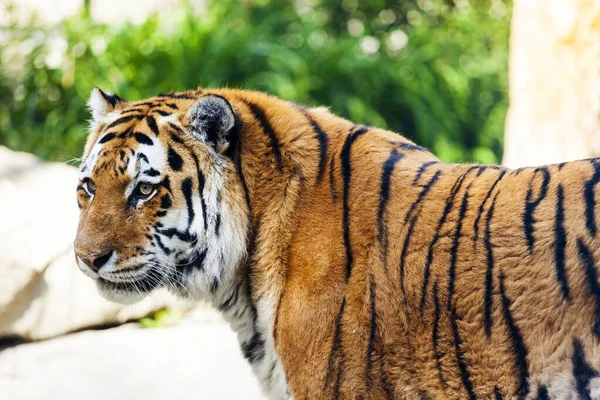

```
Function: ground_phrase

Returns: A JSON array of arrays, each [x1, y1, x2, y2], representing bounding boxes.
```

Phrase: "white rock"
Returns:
[[0, 309, 264, 400], [0, 146, 183, 340]]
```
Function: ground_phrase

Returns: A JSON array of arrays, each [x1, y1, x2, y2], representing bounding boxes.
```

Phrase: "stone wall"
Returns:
[[503, 0, 600, 168]]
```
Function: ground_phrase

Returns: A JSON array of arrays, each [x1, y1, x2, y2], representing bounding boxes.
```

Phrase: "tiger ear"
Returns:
[[88, 87, 125, 122], [185, 94, 237, 157]]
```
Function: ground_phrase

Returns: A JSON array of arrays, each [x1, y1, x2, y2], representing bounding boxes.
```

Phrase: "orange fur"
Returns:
[[75, 88, 600, 399]]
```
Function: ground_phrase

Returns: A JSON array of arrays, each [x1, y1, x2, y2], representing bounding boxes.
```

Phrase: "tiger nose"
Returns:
[[77, 250, 114, 272]]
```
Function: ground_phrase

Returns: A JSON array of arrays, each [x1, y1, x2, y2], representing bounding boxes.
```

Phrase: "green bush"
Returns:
[[0, 0, 511, 163]]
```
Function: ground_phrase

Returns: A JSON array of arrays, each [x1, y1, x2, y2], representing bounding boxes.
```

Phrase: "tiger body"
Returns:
[[75, 87, 600, 399]]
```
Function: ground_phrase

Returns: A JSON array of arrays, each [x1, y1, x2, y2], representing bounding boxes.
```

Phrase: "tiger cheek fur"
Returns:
[[75, 87, 600, 400]]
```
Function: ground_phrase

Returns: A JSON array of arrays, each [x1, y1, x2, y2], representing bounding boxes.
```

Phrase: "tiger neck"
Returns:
[[207, 92, 333, 399]]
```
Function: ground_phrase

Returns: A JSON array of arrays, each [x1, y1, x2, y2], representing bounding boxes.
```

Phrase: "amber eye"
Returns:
[[86, 179, 96, 194], [137, 182, 155, 197]]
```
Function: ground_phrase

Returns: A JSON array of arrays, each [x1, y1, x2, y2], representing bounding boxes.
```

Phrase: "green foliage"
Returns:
[[138, 307, 185, 328], [0, 0, 511, 163]]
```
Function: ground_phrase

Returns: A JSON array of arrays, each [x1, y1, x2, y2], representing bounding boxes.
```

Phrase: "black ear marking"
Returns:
[[186, 95, 238, 157], [89, 87, 127, 122], [97, 87, 124, 108]]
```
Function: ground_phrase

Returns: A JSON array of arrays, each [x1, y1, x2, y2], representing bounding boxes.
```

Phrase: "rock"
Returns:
[[0, 146, 183, 341], [0, 308, 264, 400], [503, 0, 600, 167]]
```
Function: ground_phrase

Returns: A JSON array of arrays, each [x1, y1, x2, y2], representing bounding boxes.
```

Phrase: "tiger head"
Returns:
[[74, 88, 249, 304]]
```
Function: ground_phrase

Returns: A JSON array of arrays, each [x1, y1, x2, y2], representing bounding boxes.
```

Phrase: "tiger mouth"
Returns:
[[97, 272, 163, 293]]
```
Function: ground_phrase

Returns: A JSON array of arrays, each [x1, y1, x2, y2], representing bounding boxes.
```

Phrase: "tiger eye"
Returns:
[[139, 183, 154, 196], [87, 179, 96, 193]]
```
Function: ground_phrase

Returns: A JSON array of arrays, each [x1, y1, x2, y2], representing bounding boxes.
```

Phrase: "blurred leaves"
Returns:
[[0, 0, 511, 163], [139, 307, 186, 328]]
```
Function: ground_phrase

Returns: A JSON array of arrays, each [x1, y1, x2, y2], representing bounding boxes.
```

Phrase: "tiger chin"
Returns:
[[74, 86, 600, 400]]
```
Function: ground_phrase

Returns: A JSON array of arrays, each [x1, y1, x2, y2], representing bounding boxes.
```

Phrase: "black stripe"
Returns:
[[160, 176, 172, 193], [157, 92, 198, 100], [329, 154, 339, 201], [397, 142, 429, 152], [154, 109, 170, 116], [98, 89, 123, 107], [447, 181, 472, 311], [420, 167, 477, 313], [154, 234, 172, 255], [378, 149, 404, 271], [572, 339, 598, 400], [146, 115, 159, 136], [400, 214, 419, 301], [341, 126, 368, 281], [432, 281, 447, 388], [169, 133, 184, 145], [577, 238, 600, 339], [366, 275, 377, 389], [378, 149, 404, 238], [157, 227, 196, 243], [324, 297, 346, 393], [241, 331, 266, 363], [405, 170, 442, 223], [499, 272, 529, 398], [484, 192, 500, 338], [400, 170, 442, 297], [536, 386, 548, 400], [181, 178, 194, 227], [144, 168, 160, 177], [192, 155, 209, 233], [241, 260, 265, 369], [121, 108, 144, 114], [190, 248, 207, 271], [243, 100, 283, 170], [449, 305, 476, 400], [413, 161, 438, 185], [98, 133, 116, 144], [494, 387, 504, 400], [523, 167, 550, 253], [554, 185, 570, 300], [473, 170, 506, 249], [106, 115, 138, 130], [160, 194, 172, 209], [132, 101, 156, 107], [167, 146, 183, 171], [305, 113, 329, 183], [209, 277, 219, 294], [168, 122, 184, 134], [333, 362, 343, 398], [134, 133, 153, 146], [584, 159, 600, 237], [165, 102, 178, 110], [137, 153, 149, 164], [218, 283, 240, 312]]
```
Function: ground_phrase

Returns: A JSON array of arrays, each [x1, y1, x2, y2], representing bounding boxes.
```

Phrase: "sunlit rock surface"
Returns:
[[0, 308, 264, 400], [504, 0, 600, 167], [0, 146, 181, 340]]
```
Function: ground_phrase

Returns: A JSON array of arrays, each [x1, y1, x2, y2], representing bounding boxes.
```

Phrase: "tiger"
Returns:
[[74, 86, 600, 400]]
